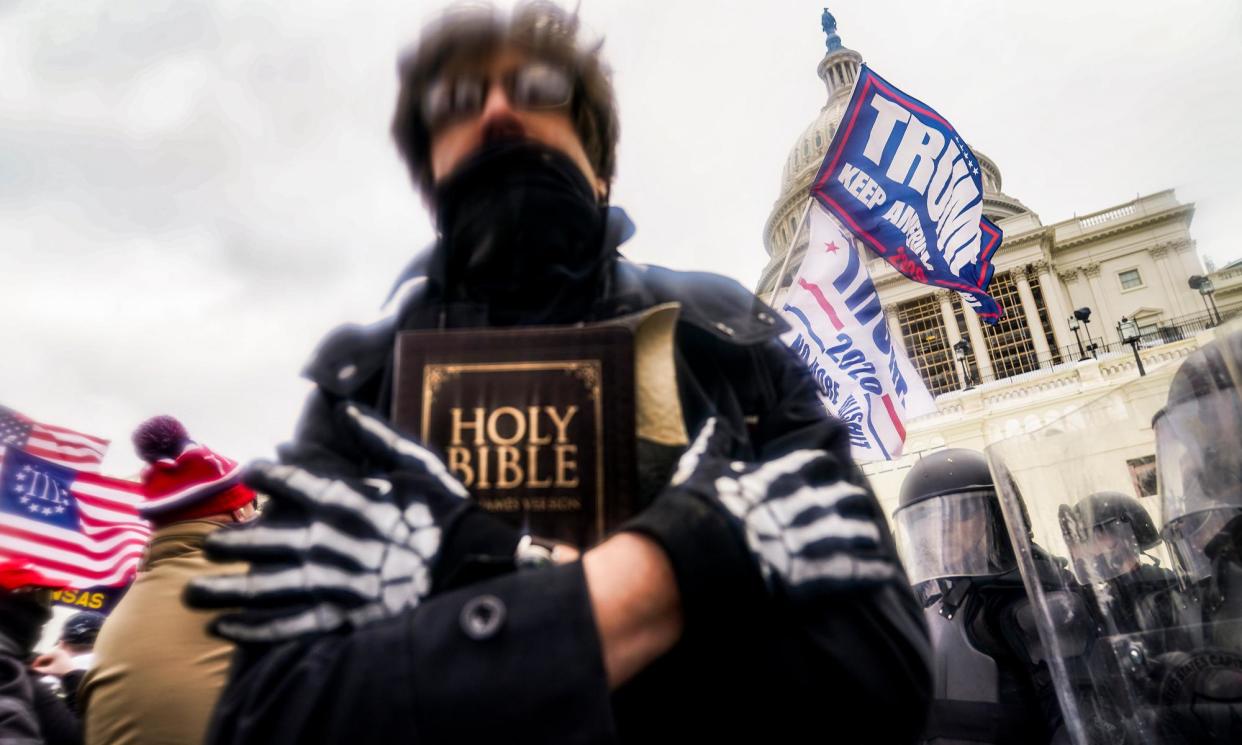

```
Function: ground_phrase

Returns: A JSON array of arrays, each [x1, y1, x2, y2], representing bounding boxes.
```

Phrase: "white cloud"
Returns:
[[1, 0, 1238, 476]]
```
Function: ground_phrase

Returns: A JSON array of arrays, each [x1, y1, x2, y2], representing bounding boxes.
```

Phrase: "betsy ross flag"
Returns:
[[0, 446, 150, 589], [0, 405, 110, 472]]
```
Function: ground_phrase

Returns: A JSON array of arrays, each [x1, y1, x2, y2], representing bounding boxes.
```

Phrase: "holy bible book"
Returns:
[[393, 309, 686, 548]]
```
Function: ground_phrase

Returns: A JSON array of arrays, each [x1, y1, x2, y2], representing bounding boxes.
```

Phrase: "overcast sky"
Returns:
[[3, 0, 1240, 478]]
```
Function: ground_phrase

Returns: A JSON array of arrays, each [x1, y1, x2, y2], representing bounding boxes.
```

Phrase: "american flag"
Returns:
[[0, 405, 110, 472], [0, 447, 150, 588]]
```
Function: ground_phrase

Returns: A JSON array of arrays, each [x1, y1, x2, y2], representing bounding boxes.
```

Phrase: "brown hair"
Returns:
[[391, 1, 620, 199]]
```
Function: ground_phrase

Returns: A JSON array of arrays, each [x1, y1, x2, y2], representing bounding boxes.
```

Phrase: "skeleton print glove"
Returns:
[[668, 417, 895, 599], [185, 404, 470, 643]]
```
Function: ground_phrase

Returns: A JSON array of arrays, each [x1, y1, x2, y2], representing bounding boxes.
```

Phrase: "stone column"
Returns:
[[937, 291, 968, 389], [1149, 245, 1180, 316], [1035, 260, 1072, 354], [960, 298, 995, 382], [1080, 263, 1109, 342], [1015, 265, 1053, 366], [884, 303, 908, 355], [1173, 239, 1202, 317]]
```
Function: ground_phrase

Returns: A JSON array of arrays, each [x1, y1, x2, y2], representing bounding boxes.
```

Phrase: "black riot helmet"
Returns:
[[893, 448, 1018, 590], [1062, 491, 1161, 550], [898, 447, 994, 507], [1060, 491, 1161, 583]]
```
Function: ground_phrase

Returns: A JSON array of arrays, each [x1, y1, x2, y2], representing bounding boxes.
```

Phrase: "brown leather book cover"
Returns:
[[392, 322, 639, 548]]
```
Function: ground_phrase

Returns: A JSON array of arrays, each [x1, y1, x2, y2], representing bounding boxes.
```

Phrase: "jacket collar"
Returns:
[[141, 519, 223, 571], [304, 206, 787, 398]]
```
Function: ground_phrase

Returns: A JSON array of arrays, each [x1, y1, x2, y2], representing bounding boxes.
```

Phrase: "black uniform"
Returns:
[[920, 560, 1082, 745], [204, 207, 932, 744]]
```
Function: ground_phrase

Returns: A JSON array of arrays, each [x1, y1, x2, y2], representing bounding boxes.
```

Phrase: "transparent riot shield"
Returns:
[[985, 323, 1242, 745]]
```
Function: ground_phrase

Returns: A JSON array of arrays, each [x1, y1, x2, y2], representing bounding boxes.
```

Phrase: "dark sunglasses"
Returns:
[[421, 61, 574, 132]]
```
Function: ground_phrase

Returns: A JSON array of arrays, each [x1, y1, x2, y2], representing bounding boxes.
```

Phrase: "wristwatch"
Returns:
[[514, 534, 556, 570]]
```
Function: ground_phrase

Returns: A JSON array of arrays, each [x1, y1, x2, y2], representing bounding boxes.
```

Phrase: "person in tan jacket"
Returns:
[[79, 416, 255, 745]]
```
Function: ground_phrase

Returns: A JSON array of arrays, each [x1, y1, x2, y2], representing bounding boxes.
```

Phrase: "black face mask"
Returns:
[[430, 141, 610, 327]]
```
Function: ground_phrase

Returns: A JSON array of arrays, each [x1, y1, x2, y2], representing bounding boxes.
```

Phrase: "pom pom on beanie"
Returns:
[[133, 415, 190, 464]]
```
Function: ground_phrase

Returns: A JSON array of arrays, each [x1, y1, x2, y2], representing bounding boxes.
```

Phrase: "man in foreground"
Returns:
[[189, 3, 931, 742]]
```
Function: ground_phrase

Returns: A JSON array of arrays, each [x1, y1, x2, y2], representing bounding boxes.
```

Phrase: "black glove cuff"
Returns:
[[433, 506, 523, 593], [622, 488, 767, 635]]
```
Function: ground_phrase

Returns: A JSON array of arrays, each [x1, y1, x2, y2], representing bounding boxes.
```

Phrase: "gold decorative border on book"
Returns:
[[421, 360, 605, 538]]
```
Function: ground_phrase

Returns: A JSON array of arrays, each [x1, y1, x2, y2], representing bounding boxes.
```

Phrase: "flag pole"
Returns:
[[767, 198, 815, 306]]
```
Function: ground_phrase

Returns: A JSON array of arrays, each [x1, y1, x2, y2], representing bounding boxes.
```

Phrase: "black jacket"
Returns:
[[0, 626, 81, 745], [207, 210, 931, 744]]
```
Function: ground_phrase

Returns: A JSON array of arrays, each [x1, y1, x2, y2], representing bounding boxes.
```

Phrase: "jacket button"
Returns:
[[714, 321, 735, 337], [460, 594, 506, 640]]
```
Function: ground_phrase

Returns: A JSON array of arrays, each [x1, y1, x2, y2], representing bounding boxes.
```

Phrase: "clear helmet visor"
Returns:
[[1062, 517, 1141, 584], [893, 490, 1014, 585], [1156, 396, 1242, 525], [1162, 506, 1242, 584], [1156, 344, 1242, 584]]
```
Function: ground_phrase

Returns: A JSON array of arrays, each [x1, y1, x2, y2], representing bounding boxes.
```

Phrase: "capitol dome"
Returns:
[[755, 10, 1034, 299]]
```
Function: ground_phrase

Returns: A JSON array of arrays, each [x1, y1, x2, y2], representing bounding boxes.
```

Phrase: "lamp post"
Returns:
[[1068, 316, 1086, 361], [952, 339, 974, 390], [1069, 307, 1093, 361], [1189, 275, 1221, 326], [1117, 316, 1146, 377]]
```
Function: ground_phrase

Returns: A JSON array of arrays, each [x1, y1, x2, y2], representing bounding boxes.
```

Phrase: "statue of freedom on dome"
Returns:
[[822, 8, 843, 51]]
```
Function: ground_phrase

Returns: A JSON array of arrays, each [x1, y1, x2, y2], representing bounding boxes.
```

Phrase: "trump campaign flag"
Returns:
[[0, 446, 150, 600], [810, 66, 1004, 321], [781, 207, 935, 461]]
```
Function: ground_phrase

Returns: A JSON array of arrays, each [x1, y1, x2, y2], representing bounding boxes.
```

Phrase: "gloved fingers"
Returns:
[[341, 403, 469, 500], [245, 461, 404, 536], [670, 416, 746, 486], [210, 603, 349, 644], [389, 510, 441, 562], [788, 448, 850, 487], [758, 482, 873, 526], [185, 562, 381, 610], [201, 522, 306, 564], [204, 521, 390, 571], [732, 448, 827, 498], [780, 513, 882, 555], [375, 571, 429, 610], [785, 553, 896, 591], [746, 528, 894, 592], [389, 471, 472, 524], [274, 439, 359, 479]]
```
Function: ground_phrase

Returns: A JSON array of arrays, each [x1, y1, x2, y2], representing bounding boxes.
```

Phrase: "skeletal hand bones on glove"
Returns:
[[185, 403, 469, 643], [670, 417, 895, 597]]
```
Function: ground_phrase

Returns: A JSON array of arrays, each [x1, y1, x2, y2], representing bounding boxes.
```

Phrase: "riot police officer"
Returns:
[[894, 448, 1081, 745], [1148, 328, 1242, 743], [1059, 491, 1182, 639]]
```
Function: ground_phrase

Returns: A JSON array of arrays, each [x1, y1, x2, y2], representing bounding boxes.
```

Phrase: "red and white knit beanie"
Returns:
[[132, 416, 255, 526]]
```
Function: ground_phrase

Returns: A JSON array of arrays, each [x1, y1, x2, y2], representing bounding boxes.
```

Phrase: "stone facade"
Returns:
[[753, 18, 1234, 537]]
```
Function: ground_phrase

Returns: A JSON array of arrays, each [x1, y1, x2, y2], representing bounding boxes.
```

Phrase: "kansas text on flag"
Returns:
[[811, 66, 1004, 322]]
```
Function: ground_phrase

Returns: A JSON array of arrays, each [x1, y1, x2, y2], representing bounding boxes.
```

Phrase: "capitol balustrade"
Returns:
[[937, 305, 1239, 396]]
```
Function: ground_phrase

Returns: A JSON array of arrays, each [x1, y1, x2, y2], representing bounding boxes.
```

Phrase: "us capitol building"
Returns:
[[755, 12, 1242, 519]]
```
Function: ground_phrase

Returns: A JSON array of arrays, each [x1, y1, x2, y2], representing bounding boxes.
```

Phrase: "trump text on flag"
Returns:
[[811, 67, 1004, 322]]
